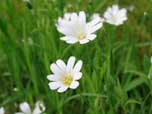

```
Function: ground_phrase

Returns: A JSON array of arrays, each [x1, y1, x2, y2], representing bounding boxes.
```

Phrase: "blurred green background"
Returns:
[[0, 0, 152, 114]]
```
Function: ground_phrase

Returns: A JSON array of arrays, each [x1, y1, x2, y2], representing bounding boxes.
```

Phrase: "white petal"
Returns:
[[79, 11, 86, 23], [104, 11, 111, 19], [49, 82, 60, 90], [119, 9, 127, 15], [50, 63, 63, 75], [64, 13, 71, 20], [33, 101, 45, 114], [60, 36, 71, 41], [71, 13, 78, 21], [104, 9, 113, 18], [79, 39, 89, 44], [56, 59, 66, 71], [47, 74, 59, 81], [70, 81, 79, 89], [87, 18, 102, 28], [87, 34, 96, 40], [57, 86, 68, 93], [88, 22, 103, 34], [19, 102, 31, 114], [73, 72, 82, 80], [60, 36, 78, 44], [111, 6, 119, 15], [74, 60, 83, 72], [57, 23, 73, 35], [0, 107, 5, 114], [66, 38, 78, 44], [66, 56, 76, 72], [112, 4, 119, 12]]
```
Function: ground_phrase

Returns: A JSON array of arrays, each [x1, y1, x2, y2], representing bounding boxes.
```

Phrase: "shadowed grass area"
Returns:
[[0, 0, 152, 114]]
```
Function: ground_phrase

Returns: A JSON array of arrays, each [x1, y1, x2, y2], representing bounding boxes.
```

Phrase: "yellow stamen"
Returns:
[[61, 74, 73, 86], [78, 34, 85, 40]]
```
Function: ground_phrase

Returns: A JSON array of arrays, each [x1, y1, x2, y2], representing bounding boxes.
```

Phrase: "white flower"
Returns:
[[0, 107, 5, 114], [47, 56, 83, 93], [56, 11, 103, 44], [15, 101, 45, 114], [104, 4, 127, 26]]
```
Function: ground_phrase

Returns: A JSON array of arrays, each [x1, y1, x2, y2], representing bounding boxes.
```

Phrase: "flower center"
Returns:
[[61, 74, 73, 86], [78, 34, 86, 40], [113, 15, 118, 23]]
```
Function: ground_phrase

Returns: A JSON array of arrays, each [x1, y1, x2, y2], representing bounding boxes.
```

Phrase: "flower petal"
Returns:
[[70, 81, 79, 89], [60, 36, 78, 44], [74, 60, 83, 72], [57, 24, 73, 35], [79, 11, 86, 24], [87, 17, 102, 28], [57, 86, 68, 93], [79, 39, 89, 44], [71, 13, 78, 21], [66, 56, 76, 72], [64, 13, 71, 20], [33, 101, 45, 114], [56, 59, 66, 71], [66, 38, 78, 44], [112, 4, 119, 12], [50, 63, 63, 75], [87, 34, 96, 40], [19, 102, 31, 114], [60, 36, 71, 41], [49, 82, 60, 90], [0, 107, 5, 114], [47, 75, 59, 81], [73, 72, 82, 80], [88, 22, 103, 34]]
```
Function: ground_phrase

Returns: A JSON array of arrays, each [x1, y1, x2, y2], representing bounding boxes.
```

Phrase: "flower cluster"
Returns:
[[56, 11, 103, 44], [15, 101, 45, 114], [0, 101, 45, 114], [47, 4, 128, 93], [2, 4, 129, 114], [56, 4, 127, 44]]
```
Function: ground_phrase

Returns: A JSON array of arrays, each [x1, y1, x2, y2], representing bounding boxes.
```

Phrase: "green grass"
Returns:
[[0, 0, 152, 114]]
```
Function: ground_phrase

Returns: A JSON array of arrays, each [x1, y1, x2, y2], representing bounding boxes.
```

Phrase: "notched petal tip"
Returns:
[[74, 72, 82, 80], [70, 81, 79, 89], [49, 82, 60, 90], [57, 86, 68, 93], [47, 75, 57, 81]]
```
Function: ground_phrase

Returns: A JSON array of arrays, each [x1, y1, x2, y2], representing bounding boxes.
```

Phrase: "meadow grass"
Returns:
[[0, 0, 152, 114]]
